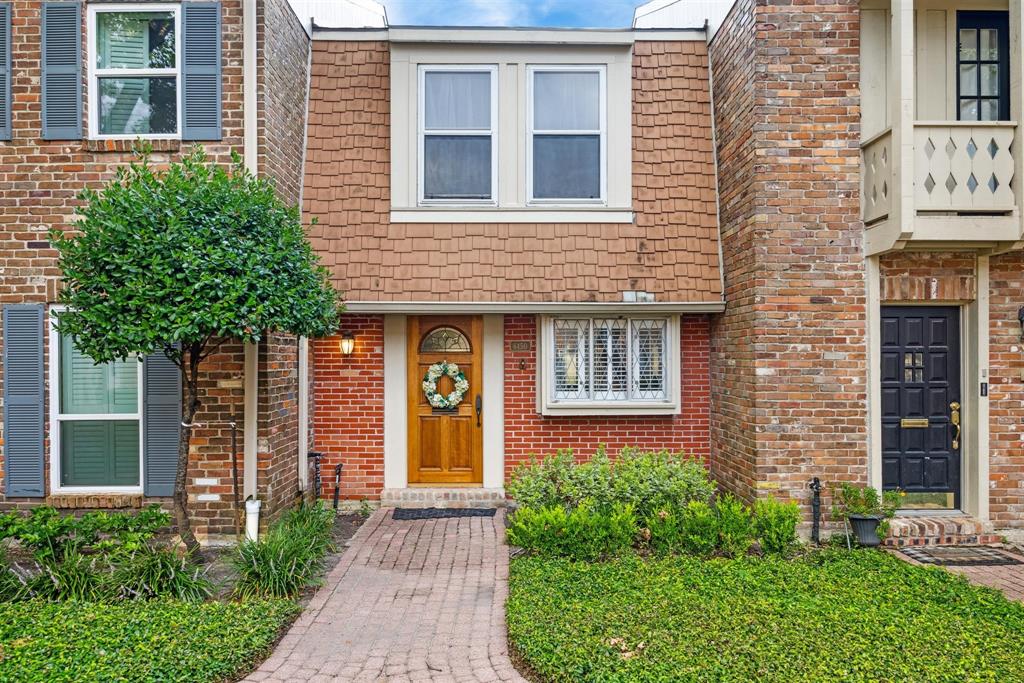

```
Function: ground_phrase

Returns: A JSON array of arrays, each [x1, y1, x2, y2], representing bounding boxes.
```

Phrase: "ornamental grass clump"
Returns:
[[232, 502, 336, 599], [105, 546, 214, 603]]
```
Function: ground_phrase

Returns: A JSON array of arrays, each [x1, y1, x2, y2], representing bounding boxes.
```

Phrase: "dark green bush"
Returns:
[[0, 505, 170, 561], [507, 446, 715, 518], [754, 496, 801, 555], [232, 502, 336, 599], [716, 494, 754, 558], [507, 502, 637, 562], [105, 546, 214, 602], [0, 598, 298, 682], [508, 551, 1024, 683]]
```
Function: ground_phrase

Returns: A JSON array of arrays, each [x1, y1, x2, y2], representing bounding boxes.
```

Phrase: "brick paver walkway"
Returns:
[[896, 548, 1024, 602], [245, 509, 526, 682]]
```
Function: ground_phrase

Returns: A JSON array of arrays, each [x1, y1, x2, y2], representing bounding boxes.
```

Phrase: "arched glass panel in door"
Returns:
[[419, 326, 472, 353]]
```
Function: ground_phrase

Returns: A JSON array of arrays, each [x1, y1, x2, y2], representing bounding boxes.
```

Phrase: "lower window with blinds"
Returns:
[[538, 315, 681, 415], [51, 322, 143, 491]]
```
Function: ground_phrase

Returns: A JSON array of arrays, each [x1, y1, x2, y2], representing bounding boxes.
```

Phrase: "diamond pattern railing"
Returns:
[[914, 123, 1016, 212], [862, 128, 892, 224]]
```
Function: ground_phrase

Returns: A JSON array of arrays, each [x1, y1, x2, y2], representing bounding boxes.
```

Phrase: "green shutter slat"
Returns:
[[3, 305, 45, 497], [60, 421, 140, 487], [41, 1, 81, 140], [143, 351, 180, 497], [182, 2, 221, 141], [0, 3, 11, 141]]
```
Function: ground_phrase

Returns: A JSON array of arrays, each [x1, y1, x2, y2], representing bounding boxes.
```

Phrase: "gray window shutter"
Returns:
[[0, 3, 11, 141], [41, 1, 81, 140], [2, 305, 45, 497], [143, 351, 181, 497], [182, 2, 221, 141]]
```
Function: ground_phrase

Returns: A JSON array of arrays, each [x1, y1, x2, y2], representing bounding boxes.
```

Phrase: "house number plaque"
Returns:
[[510, 341, 531, 352]]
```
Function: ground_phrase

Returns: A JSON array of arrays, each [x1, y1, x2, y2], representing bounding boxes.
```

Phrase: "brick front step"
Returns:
[[884, 515, 1001, 548], [380, 488, 507, 509]]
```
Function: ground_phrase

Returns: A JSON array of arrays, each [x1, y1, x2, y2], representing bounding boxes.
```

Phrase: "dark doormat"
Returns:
[[899, 546, 1023, 567], [393, 507, 497, 521]]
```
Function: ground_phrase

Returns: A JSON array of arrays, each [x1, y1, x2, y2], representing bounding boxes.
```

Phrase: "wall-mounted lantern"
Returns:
[[339, 331, 355, 356]]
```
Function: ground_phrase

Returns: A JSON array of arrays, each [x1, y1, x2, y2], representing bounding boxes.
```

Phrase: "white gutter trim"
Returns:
[[312, 27, 705, 44], [242, 0, 258, 501], [342, 301, 726, 314]]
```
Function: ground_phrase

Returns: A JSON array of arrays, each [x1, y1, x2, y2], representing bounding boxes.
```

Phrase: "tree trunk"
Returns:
[[174, 352, 202, 555]]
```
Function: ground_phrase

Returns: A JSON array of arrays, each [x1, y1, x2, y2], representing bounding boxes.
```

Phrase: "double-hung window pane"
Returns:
[[422, 69, 493, 201], [94, 11, 178, 136], [531, 69, 603, 201], [58, 334, 141, 487], [552, 318, 667, 403]]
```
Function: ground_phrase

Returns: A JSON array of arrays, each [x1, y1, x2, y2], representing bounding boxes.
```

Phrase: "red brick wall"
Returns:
[[710, 0, 866, 507], [988, 251, 1024, 529], [311, 316, 385, 501], [503, 315, 711, 479], [879, 252, 977, 302]]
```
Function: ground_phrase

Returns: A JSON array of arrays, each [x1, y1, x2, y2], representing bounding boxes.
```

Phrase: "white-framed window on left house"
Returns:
[[49, 312, 143, 491], [88, 4, 181, 139]]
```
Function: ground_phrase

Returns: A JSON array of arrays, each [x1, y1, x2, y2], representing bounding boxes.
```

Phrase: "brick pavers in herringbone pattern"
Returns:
[[244, 509, 526, 682]]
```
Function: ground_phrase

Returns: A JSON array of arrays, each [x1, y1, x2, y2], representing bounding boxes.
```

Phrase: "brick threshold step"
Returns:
[[380, 487, 507, 509], [884, 513, 1001, 548]]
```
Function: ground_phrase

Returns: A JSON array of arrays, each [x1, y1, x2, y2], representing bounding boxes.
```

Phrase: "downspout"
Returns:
[[242, 0, 259, 505], [296, 25, 314, 496]]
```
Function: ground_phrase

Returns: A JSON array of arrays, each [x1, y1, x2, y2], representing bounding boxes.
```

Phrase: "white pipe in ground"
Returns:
[[245, 498, 262, 542]]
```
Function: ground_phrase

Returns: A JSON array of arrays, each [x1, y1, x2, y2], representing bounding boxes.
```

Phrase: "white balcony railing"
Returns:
[[914, 122, 1016, 213], [862, 128, 892, 224]]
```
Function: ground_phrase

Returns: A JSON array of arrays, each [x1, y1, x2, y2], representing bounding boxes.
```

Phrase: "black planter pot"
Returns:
[[848, 514, 883, 547]]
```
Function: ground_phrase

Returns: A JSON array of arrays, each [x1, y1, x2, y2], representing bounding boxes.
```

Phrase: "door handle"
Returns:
[[475, 394, 482, 428], [950, 401, 961, 450]]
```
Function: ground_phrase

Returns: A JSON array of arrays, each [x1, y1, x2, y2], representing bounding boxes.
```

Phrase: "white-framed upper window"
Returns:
[[528, 65, 606, 204], [539, 315, 680, 415], [88, 4, 182, 139], [418, 65, 498, 205], [49, 308, 144, 493]]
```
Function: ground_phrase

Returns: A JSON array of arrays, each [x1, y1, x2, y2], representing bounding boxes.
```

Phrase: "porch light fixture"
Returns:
[[339, 332, 355, 356]]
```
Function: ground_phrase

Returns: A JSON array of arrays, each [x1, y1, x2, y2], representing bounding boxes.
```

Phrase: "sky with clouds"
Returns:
[[383, 0, 641, 28]]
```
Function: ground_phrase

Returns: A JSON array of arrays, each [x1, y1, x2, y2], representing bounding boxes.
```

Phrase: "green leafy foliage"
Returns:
[[680, 500, 719, 556], [506, 502, 637, 562], [0, 505, 170, 561], [715, 494, 754, 558], [51, 146, 341, 363], [508, 551, 1024, 683], [831, 483, 903, 537], [24, 551, 106, 602], [104, 546, 214, 603], [232, 502, 336, 599], [753, 496, 801, 555], [644, 509, 684, 556], [507, 446, 715, 518], [0, 599, 298, 682]]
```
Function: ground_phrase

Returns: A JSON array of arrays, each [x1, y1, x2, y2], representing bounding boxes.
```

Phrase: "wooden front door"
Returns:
[[407, 316, 483, 484], [880, 306, 962, 508]]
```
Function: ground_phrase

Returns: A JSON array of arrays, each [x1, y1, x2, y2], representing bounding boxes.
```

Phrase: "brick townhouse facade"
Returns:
[[302, 28, 722, 506], [0, 0, 315, 540], [700, 0, 1024, 542]]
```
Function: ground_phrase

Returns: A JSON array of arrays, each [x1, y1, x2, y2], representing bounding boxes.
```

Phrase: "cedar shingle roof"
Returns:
[[303, 40, 722, 304]]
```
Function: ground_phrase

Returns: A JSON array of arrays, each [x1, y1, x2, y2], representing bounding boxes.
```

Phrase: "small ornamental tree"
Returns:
[[52, 147, 341, 553]]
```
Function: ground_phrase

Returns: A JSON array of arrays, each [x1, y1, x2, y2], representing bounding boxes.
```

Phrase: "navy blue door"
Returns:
[[880, 306, 961, 507]]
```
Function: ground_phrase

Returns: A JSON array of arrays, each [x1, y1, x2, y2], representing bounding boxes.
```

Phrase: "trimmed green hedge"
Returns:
[[0, 599, 299, 682], [508, 551, 1024, 682]]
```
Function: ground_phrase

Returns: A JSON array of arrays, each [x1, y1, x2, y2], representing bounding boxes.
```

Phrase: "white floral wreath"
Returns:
[[422, 360, 469, 410]]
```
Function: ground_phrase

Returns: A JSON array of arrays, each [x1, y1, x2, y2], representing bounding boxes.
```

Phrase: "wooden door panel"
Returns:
[[407, 316, 483, 485]]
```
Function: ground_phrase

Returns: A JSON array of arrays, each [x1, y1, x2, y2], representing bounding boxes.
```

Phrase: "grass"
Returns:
[[0, 599, 299, 682], [508, 550, 1024, 683]]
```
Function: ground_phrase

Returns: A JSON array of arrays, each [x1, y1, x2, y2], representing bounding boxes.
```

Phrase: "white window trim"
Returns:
[[48, 305, 145, 494], [87, 3, 183, 141], [537, 314, 680, 416], [417, 64, 499, 207], [526, 64, 608, 206]]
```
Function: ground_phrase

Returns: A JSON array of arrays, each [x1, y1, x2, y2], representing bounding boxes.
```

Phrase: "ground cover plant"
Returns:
[[508, 550, 1024, 683], [0, 599, 298, 682]]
